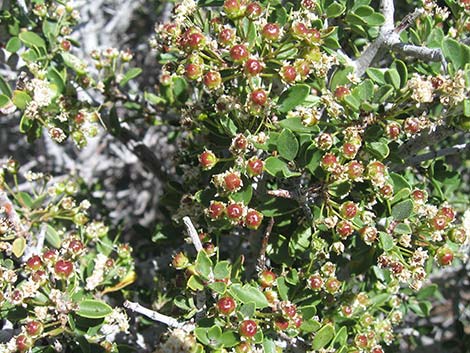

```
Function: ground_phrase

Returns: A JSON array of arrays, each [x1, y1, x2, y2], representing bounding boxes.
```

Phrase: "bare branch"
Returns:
[[183, 216, 203, 252], [391, 43, 446, 68], [22, 223, 47, 260], [380, 0, 395, 30], [397, 125, 459, 157], [394, 9, 424, 33], [393, 142, 470, 171], [123, 300, 193, 331], [257, 218, 274, 272]]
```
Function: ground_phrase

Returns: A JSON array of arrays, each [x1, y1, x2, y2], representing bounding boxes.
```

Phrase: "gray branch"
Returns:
[[393, 142, 470, 171], [183, 216, 203, 252], [397, 125, 459, 157], [0, 190, 28, 236], [123, 300, 193, 331], [353, 2, 448, 76]]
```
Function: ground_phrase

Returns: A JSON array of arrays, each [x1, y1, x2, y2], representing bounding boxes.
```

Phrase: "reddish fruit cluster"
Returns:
[[217, 296, 236, 315], [239, 319, 258, 337]]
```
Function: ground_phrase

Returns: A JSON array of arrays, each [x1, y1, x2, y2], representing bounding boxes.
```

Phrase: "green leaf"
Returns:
[[352, 79, 374, 101], [12, 237, 26, 258], [393, 60, 408, 88], [264, 157, 300, 178], [366, 68, 385, 84], [208, 281, 226, 294], [391, 199, 413, 220], [46, 224, 62, 248], [333, 326, 348, 346], [187, 275, 205, 291], [229, 283, 269, 309], [394, 223, 412, 235], [276, 277, 289, 301], [442, 38, 463, 70], [218, 331, 238, 347], [366, 141, 389, 159], [0, 94, 10, 108], [300, 319, 321, 333], [365, 13, 385, 26], [12, 90, 32, 109], [195, 251, 212, 279], [76, 300, 113, 319], [6, 37, 21, 53], [208, 325, 222, 340], [19, 31, 46, 48], [390, 172, 411, 191], [213, 261, 230, 280], [311, 324, 335, 350], [354, 5, 374, 17], [195, 328, 210, 345], [384, 69, 401, 90], [373, 84, 394, 103], [239, 302, 256, 318], [279, 117, 318, 132], [277, 84, 310, 113], [263, 339, 277, 353], [329, 67, 353, 89], [0, 75, 12, 97], [120, 68, 142, 87], [61, 53, 86, 75], [379, 232, 395, 251], [277, 129, 299, 160], [230, 185, 253, 204], [326, 2, 345, 17], [464, 100, 470, 117], [417, 284, 438, 300], [47, 67, 66, 94]]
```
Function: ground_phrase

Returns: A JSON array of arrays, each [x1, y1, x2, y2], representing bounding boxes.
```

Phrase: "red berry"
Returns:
[[245, 2, 262, 19], [16, 335, 32, 352], [411, 189, 427, 202], [235, 342, 252, 353], [281, 303, 297, 318], [61, 40, 71, 51], [203, 71, 222, 90], [321, 153, 337, 169], [274, 317, 289, 330], [448, 228, 467, 244], [259, 270, 276, 287], [185, 63, 203, 80], [186, 32, 206, 51], [230, 44, 249, 62], [54, 260, 74, 278], [432, 214, 448, 231], [247, 158, 264, 176], [224, 173, 242, 192], [43, 249, 57, 262], [404, 118, 420, 134], [336, 220, 354, 238], [26, 321, 43, 336], [342, 143, 358, 158], [437, 247, 453, 266], [224, 0, 246, 19], [386, 123, 401, 139], [355, 334, 368, 348], [232, 134, 248, 151], [291, 22, 309, 38], [294, 60, 311, 78], [281, 65, 297, 83], [208, 201, 225, 219], [367, 161, 385, 178], [172, 252, 189, 269], [325, 277, 341, 294], [340, 201, 358, 219], [199, 150, 217, 170], [26, 255, 43, 271], [342, 305, 353, 317], [31, 270, 46, 283], [239, 320, 257, 337], [293, 316, 303, 328], [264, 289, 278, 304], [335, 86, 350, 99], [309, 274, 323, 290], [440, 206, 455, 222], [371, 347, 384, 353], [309, 28, 321, 42], [217, 297, 236, 315], [379, 184, 394, 198], [69, 239, 83, 254], [227, 203, 244, 220], [244, 59, 263, 76], [250, 89, 267, 105], [261, 23, 281, 41], [347, 161, 364, 180], [218, 28, 235, 47], [245, 209, 263, 229]]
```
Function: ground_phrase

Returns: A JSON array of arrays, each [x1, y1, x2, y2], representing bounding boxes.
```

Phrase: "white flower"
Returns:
[[86, 254, 108, 290], [407, 74, 434, 104], [29, 78, 54, 107]]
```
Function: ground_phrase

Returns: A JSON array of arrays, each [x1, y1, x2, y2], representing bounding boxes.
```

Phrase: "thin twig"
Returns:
[[393, 142, 470, 171], [123, 300, 193, 331], [257, 218, 274, 272], [22, 223, 47, 260], [183, 216, 203, 252], [397, 125, 458, 157]]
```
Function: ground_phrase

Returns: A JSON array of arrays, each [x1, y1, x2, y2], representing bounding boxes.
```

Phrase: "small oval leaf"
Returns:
[[76, 299, 113, 319]]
